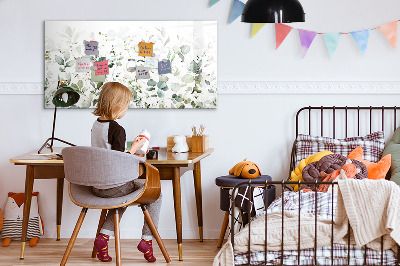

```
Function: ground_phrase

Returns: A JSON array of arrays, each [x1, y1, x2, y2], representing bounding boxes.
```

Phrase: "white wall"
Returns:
[[1, 0, 400, 239]]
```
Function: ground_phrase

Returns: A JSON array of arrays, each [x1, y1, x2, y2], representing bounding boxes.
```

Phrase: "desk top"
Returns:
[[10, 147, 214, 166]]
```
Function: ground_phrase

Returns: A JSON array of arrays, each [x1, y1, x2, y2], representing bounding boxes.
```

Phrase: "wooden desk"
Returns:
[[10, 147, 213, 261]]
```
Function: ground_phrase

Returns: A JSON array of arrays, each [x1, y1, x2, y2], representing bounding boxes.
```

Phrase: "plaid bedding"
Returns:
[[234, 244, 397, 265], [234, 191, 397, 265], [294, 131, 385, 166]]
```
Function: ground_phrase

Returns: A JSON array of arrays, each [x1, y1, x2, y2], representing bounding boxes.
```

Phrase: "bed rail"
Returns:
[[230, 180, 400, 266], [289, 106, 400, 182]]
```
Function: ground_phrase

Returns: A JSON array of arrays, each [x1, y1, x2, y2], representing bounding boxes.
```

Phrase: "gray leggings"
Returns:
[[92, 180, 162, 240]]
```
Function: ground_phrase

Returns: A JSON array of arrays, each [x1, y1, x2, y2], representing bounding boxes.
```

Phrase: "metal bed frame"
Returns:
[[230, 106, 400, 266]]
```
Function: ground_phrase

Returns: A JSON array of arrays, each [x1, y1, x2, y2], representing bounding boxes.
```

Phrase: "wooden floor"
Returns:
[[0, 239, 221, 265]]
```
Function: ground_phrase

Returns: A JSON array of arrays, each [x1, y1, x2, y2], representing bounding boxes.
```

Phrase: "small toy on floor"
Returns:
[[1, 192, 44, 247]]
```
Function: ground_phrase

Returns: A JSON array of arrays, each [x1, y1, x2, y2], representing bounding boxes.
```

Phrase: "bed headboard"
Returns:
[[290, 106, 400, 179]]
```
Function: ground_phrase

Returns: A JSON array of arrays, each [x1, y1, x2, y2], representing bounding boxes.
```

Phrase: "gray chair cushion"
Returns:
[[69, 180, 145, 208], [62, 146, 145, 188]]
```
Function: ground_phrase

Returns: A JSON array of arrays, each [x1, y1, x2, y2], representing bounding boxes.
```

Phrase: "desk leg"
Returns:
[[172, 167, 183, 261], [56, 178, 64, 241], [193, 161, 203, 242], [20, 165, 34, 259]]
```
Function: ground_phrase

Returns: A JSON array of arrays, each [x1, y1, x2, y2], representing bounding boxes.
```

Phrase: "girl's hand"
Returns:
[[134, 148, 149, 157], [129, 137, 147, 154]]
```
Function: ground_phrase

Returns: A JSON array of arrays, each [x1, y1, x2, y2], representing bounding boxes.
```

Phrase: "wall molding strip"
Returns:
[[1, 81, 400, 95]]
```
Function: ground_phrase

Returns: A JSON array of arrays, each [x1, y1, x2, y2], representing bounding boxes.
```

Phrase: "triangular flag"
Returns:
[[323, 33, 341, 58], [209, 0, 220, 7], [251, 23, 266, 38], [229, 0, 245, 24], [298, 29, 317, 58], [351, 29, 370, 55], [275, 23, 293, 49], [378, 21, 398, 50]]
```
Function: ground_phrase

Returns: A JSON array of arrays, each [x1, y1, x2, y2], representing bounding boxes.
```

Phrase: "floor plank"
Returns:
[[0, 239, 221, 265]]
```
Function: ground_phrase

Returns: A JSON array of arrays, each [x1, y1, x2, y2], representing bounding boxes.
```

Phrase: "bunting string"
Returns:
[[209, 0, 400, 58]]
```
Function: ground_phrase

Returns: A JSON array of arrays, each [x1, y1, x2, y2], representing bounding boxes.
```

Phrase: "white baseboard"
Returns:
[[1, 81, 400, 95]]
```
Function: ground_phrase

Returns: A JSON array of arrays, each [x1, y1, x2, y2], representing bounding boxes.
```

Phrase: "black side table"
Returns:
[[215, 175, 275, 248]]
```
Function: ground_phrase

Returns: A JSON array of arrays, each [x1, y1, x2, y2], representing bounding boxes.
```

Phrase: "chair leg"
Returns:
[[217, 211, 230, 248], [114, 209, 121, 266], [92, 209, 108, 258], [60, 208, 88, 266], [141, 205, 171, 263]]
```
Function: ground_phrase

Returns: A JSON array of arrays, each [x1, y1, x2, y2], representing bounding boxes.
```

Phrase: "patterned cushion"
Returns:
[[295, 131, 385, 166]]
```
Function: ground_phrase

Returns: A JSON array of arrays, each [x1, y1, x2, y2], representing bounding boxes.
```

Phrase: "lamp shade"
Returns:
[[241, 0, 305, 23], [52, 85, 80, 107]]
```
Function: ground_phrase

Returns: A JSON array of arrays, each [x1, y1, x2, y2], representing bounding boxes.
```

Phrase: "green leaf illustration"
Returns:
[[181, 74, 194, 83], [55, 55, 64, 65], [77, 80, 83, 89], [205, 80, 210, 85], [157, 91, 165, 98], [63, 51, 70, 61], [180, 45, 190, 55], [159, 75, 169, 82], [70, 84, 79, 90], [65, 60, 75, 67], [189, 61, 198, 73], [178, 52, 184, 62], [147, 79, 157, 86], [157, 81, 168, 91]]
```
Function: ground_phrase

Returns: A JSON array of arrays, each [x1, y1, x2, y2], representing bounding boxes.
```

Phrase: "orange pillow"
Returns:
[[347, 146, 391, 180]]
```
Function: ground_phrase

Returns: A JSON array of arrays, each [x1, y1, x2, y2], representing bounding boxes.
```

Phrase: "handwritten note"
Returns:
[[84, 41, 99, 55], [144, 57, 158, 68], [136, 66, 150, 79], [91, 70, 106, 82], [158, 60, 172, 74], [138, 42, 154, 57], [94, 60, 109, 76], [76, 57, 91, 72]]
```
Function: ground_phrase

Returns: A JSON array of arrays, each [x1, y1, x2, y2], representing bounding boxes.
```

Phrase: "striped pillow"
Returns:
[[294, 131, 385, 166]]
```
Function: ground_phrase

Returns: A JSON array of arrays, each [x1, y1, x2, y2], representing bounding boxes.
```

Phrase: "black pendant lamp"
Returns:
[[242, 0, 305, 23]]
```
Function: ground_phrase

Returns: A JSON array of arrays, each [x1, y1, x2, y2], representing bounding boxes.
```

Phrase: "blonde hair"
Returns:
[[93, 82, 133, 120]]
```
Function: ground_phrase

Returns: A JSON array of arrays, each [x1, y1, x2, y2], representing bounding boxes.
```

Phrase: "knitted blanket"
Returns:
[[335, 178, 400, 251], [213, 179, 400, 266], [213, 211, 341, 266]]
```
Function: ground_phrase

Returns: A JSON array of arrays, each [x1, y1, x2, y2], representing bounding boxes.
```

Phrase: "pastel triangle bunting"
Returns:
[[275, 23, 293, 49], [351, 29, 370, 55], [209, 0, 220, 7], [298, 29, 317, 58], [251, 23, 266, 38], [323, 33, 341, 58], [378, 21, 398, 50], [229, 0, 245, 24]]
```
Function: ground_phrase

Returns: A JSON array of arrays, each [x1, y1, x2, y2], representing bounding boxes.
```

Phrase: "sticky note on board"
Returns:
[[158, 60, 172, 74], [76, 57, 91, 72], [91, 70, 106, 82], [84, 41, 99, 55], [144, 57, 158, 68], [136, 66, 150, 79], [94, 60, 109, 76], [138, 42, 154, 57]]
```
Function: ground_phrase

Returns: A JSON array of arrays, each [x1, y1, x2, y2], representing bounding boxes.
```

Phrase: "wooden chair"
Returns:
[[60, 146, 171, 265]]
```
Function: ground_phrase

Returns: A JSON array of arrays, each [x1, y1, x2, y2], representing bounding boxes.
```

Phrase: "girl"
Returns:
[[91, 82, 161, 263]]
